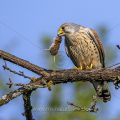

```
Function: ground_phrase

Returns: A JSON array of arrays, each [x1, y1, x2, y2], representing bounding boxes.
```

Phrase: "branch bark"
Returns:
[[0, 50, 120, 107], [23, 91, 34, 120], [0, 50, 49, 76]]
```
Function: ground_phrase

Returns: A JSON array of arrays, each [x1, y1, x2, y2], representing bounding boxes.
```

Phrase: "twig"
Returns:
[[3, 64, 32, 80], [106, 62, 120, 68], [89, 95, 98, 112], [67, 95, 98, 112], [6, 78, 13, 88], [23, 91, 34, 120], [0, 50, 49, 76], [116, 45, 120, 50], [0, 87, 27, 106], [0, 78, 46, 106], [14, 82, 46, 89]]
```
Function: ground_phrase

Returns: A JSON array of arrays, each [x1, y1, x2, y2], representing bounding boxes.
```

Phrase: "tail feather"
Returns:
[[91, 81, 111, 102]]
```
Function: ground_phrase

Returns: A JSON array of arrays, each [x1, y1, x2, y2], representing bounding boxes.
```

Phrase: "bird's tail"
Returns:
[[91, 81, 111, 102]]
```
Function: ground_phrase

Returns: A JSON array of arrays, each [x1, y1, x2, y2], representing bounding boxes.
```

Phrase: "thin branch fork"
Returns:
[[0, 50, 120, 107]]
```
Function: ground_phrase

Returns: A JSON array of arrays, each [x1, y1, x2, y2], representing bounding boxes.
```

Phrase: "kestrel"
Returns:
[[57, 23, 111, 102]]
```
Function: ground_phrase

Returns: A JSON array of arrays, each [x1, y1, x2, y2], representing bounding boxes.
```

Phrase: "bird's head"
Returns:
[[57, 23, 80, 37]]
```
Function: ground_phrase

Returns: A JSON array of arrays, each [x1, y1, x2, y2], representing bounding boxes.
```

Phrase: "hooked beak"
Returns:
[[57, 27, 65, 36]]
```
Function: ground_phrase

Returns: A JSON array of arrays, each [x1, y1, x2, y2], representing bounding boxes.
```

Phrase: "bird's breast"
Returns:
[[64, 32, 102, 69]]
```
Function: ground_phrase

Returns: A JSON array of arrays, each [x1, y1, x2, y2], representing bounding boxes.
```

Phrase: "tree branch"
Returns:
[[0, 50, 49, 76], [116, 45, 120, 50], [0, 78, 46, 106], [22, 91, 34, 120], [0, 50, 120, 107]]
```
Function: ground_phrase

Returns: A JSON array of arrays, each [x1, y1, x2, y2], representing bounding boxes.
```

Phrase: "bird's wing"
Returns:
[[64, 38, 70, 57], [65, 45, 69, 57], [85, 28, 105, 67]]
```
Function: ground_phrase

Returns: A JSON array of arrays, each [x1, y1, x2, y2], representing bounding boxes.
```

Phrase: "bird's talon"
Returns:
[[80, 66, 83, 70], [86, 66, 89, 69], [74, 66, 83, 70], [87, 64, 93, 70], [90, 64, 93, 69]]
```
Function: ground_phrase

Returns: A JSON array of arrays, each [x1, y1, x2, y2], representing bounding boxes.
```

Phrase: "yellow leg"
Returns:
[[79, 65, 83, 70], [74, 65, 83, 70], [90, 63, 93, 69], [87, 64, 93, 70]]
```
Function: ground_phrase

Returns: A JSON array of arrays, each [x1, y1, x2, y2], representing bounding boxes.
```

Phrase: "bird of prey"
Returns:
[[57, 23, 111, 102]]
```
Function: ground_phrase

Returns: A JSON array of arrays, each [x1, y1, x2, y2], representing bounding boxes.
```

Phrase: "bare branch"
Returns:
[[0, 78, 46, 106], [22, 91, 34, 120], [116, 45, 120, 50], [0, 87, 27, 106], [0, 50, 49, 76], [3, 63, 32, 80], [0, 49, 120, 107], [67, 95, 98, 112], [0, 68, 120, 106]]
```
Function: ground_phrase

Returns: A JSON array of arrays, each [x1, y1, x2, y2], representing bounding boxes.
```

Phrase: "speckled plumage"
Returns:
[[57, 23, 111, 102]]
